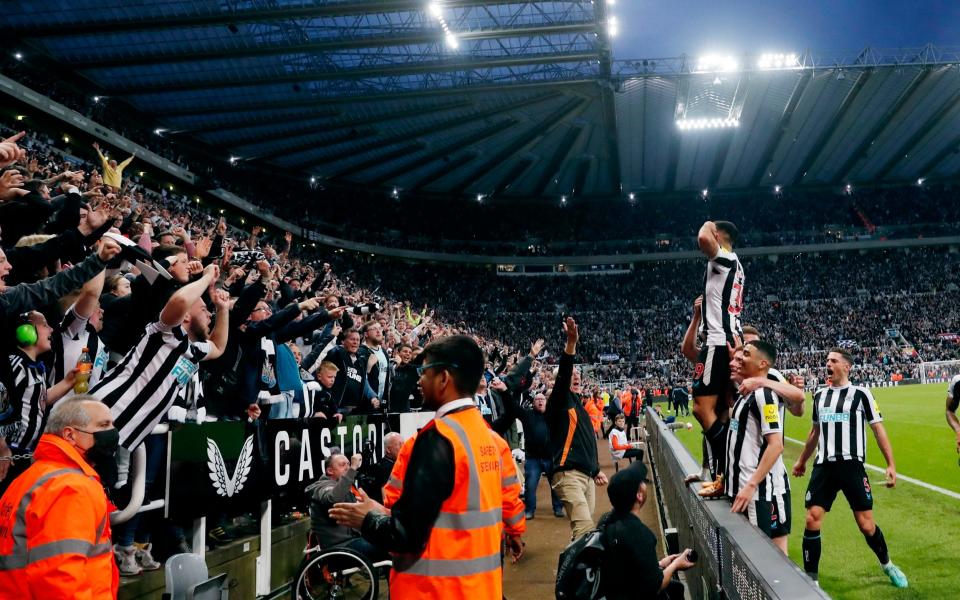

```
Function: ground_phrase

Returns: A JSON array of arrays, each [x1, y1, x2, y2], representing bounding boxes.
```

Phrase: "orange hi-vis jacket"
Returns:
[[384, 429, 526, 538], [0, 434, 119, 599], [620, 390, 635, 417], [585, 399, 603, 433], [389, 407, 521, 600]]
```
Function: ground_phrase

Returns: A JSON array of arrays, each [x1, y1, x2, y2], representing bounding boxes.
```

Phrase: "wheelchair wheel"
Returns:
[[292, 547, 379, 600]]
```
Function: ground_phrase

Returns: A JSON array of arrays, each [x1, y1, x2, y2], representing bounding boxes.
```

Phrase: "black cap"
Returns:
[[606, 461, 650, 512]]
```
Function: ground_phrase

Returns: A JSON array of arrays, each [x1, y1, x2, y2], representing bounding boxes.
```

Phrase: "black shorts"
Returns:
[[692, 345, 731, 397], [805, 461, 873, 512], [751, 492, 792, 539]]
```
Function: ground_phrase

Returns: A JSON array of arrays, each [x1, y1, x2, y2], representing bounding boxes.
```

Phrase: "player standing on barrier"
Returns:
[[793, 348, 908, 588], [725, 341, 791, 554], [691, 221, 745, 497]]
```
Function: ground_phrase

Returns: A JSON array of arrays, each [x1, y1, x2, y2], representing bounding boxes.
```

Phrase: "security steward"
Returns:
[[330, 335, 517, 599], [0, 395, 119, 598]]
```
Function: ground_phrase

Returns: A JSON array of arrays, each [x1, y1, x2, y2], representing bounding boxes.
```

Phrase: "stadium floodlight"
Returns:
[[427, 2, 443, 18], [676, 118, 739, 130], [309, 176, 317, 184], [445, 32, 459, 48], [774, 185, 782, 194], [560, 195, 568, 204], [13, 52, 23, 61], [62, 135, 70, 143], [757, 53, 799, 70], [701, 188, 709, 198], [844, 183, 853, 194], [917, 177, 925, 186], [154, 128, 166, 136], [15, 115, 24, 121], [627, 192, 636, 201], [93, 95, 101, 103], [229, 156, 239, 165], [391, 187, 400, 199], [476, 193, 485, 202], [607, 16, 619, 37], [695, 54, 738, 73]]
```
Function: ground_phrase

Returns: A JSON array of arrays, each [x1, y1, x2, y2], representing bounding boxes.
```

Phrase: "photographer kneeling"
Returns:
[[601, 462, 695, 600]]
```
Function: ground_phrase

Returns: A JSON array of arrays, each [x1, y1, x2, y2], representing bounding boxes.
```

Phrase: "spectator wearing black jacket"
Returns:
[[388, 344, 420, 412], [600, 462, 694, 600], [546, 317, 607, 541], [324, 329, 379, 416]]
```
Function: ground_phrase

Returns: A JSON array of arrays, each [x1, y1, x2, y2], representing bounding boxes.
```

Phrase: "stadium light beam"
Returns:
[[695, 54, 739, 73], [607, 16, 619, 37], [427, 2, 442, 18], [676, 118, 739, 130], [757, 52, 799, 70]]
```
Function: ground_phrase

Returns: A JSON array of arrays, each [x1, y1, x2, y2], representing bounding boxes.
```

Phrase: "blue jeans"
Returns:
[[116, 434, 167, 546], [524, 457, 563, 515]]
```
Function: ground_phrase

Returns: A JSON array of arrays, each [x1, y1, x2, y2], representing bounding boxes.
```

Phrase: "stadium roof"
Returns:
[[6, 2, 960, 199]]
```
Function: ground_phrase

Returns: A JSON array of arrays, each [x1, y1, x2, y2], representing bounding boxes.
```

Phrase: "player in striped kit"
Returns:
[[792, 348, 907, 588], [725, 340, 791, 553], [946, 373, 960, 455]]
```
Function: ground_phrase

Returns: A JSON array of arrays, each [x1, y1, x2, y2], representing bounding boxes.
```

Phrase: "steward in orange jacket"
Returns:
[[584, 397, 604, 435], [384, 429, 526, 540], [0, 398, 119, 599], [329, 335, 524, 600]]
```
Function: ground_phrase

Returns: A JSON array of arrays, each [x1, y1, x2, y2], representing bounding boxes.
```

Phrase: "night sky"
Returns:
[[609, 0, 960, 60]]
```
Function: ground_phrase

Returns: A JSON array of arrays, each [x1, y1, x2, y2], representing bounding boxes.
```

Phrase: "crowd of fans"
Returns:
[[0, 112, 959, 591]]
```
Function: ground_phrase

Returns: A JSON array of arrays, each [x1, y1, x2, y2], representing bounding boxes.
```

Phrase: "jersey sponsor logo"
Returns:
[[763, 404, 779, 424], [729, 419, 739, 432], [346, 366, 362, 384], [819, 411, 850, 423], [172, 355, 200, 387]]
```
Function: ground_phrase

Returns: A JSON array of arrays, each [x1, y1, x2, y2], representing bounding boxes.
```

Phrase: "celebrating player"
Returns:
[[793, 348, 907, 588], [691, 220, 744, 495]]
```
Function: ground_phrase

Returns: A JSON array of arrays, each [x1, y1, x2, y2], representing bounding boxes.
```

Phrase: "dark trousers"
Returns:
[[524, 456, 563, 514]]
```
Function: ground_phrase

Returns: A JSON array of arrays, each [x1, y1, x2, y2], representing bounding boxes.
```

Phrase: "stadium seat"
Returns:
[[163, 553, 228, 600]]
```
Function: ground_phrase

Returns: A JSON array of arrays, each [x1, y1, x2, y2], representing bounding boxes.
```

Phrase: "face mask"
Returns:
[[76, 428, 120, 486]]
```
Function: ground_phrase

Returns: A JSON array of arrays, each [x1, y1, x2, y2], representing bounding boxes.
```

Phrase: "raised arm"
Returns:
[[160, 263, 219, 327], [74, 270, 106, 319], [697, 221, 720, 258], [203, 288, 231, 361], [680, 296, 702, 363]]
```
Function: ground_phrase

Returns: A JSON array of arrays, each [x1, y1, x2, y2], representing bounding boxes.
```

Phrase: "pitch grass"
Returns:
[[663, 383, 958, 600]]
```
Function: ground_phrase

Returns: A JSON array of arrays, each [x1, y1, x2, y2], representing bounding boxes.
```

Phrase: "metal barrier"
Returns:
[[644, 409, 829, 600], [111, 424, 169, 525]]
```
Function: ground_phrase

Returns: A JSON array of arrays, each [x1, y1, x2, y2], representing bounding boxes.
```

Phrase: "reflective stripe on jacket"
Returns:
[[390, 407, 504, 599], [0, 434, 119, 599]]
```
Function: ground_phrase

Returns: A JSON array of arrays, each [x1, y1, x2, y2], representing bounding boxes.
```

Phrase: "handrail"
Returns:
[[110, 424, 170, 525]]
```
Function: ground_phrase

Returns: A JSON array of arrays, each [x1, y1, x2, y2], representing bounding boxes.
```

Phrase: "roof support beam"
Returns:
[[531, 125, 583, 196], [874, 85, 960, 181], [664, 77, 691, 192], [452, 96, 588, 193], [66, 23, 599, 69], [112, 52, 600, 95], [151, 79, 596, 117], [292, 91, 560, 169], [790, 69, 873, 186], [410, 153, 477, 191], [750, 71, 812, 187], [368, 119, 516, 184], [254, 128, 379, 163], [833, 68, 932, 183], [915, 129, 960, 180], [330, 142, 426, 179], [707, 74, 751, 190], [492, 158, 534, 196], [6, 1, 563, 37], [209, 99, 472, 145], [172, 107, 345, 135]]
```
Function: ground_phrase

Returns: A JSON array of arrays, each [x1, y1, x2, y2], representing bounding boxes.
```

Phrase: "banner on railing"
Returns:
[[169, 415, 404, 519]]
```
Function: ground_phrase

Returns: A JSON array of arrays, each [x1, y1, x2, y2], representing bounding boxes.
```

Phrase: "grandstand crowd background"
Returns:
[[3, 21, 960, 598]]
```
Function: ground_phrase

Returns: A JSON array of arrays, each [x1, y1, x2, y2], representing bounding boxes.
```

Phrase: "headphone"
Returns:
[[15, 312, 38, 347]]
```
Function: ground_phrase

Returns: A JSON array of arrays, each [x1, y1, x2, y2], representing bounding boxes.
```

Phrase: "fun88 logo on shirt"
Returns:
[[819, 411, 850, 423]]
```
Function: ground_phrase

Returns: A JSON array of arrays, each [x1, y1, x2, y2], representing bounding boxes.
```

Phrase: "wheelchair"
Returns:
[[291, 535, 392, 600]]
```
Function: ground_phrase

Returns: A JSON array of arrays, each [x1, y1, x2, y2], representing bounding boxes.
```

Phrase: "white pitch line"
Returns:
[[783, 436, 960, 501]]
